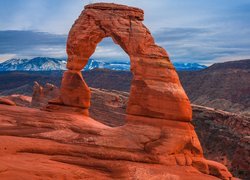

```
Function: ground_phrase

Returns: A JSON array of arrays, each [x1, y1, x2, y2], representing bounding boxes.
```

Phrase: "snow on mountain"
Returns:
[[84, 59, 130, 71], [0, 57, 207, 71], [173, 62, 207, 71], [0, 57, 67, 71]]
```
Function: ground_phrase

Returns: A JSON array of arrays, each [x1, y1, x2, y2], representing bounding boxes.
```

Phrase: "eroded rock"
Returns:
[[60, 71, 91, 108], [31, 81, 59, 107], [57, 2, 191, 121]]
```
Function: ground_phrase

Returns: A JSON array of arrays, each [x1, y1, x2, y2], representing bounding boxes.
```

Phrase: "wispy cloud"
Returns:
[[0, 30, 66, 60], [152, 26, 250, 65], [0, 31, 129, 62], [91, 38, 129, 61]]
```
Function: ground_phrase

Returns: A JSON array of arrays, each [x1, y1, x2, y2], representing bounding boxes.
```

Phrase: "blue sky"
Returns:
[[0, 0, 250, 65]]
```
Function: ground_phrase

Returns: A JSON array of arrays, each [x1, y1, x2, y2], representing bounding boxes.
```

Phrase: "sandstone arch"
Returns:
[[59, 3, 192, 122], [43, 3, 234, 179]]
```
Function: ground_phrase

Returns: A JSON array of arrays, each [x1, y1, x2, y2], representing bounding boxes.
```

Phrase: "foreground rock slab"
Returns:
[[4, 88, 248, 178], [0, 104, 231, 179], [0, 97, 16, 106]]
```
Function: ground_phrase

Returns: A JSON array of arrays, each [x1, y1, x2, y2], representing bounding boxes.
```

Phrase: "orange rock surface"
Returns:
[[60, 71, 91, 109], [4, 94, 31, 107], [0, 104, 231, 179], [0, 97, 16, 106]]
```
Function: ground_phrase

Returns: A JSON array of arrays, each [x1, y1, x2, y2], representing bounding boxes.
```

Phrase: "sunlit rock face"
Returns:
[[41, 3, 233, 179]]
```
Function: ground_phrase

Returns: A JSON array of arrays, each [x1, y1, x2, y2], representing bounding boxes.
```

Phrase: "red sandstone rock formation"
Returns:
[[53, 3, 191, 121], [0, 3, 233, 179], [47, 3, 232, 179]]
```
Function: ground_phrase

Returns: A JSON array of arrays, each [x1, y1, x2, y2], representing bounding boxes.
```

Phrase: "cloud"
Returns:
[[212, 55, 250, 64], [1, 25, 250, 65], [153, 27, 211, 43], [91, 37, 129, 61], [0, 0, 85, 34], [0, 31, 128, 62], [0, 30, 67, 60], [152, 27, 250, 65]]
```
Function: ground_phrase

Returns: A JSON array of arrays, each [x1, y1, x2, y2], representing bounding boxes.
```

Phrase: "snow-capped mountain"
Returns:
[[0, 57, 207, 71], [0, 57, 67, 71], [84, 59, 130, 71], [84, 60, 207, 71], [173, 62, 207, 71]]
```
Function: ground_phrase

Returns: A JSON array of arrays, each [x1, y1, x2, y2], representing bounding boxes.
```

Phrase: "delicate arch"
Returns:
[[59, 3, 192, 122]]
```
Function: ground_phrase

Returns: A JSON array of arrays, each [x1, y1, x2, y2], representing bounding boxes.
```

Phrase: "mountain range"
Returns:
[[0, 57, 67, 71], [0, 57, 207, 71]]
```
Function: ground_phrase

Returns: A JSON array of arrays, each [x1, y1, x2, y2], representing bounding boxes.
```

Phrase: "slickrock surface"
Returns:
[[0, 97, 16, 106], [3, 94, 31, 107], [2, 88, 248, 178], [0, 104, 229, 180]]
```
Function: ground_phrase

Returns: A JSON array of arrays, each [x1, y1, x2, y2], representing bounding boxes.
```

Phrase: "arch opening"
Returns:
[[86, 37, 131, 127], [86, 37, 130, 70]]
